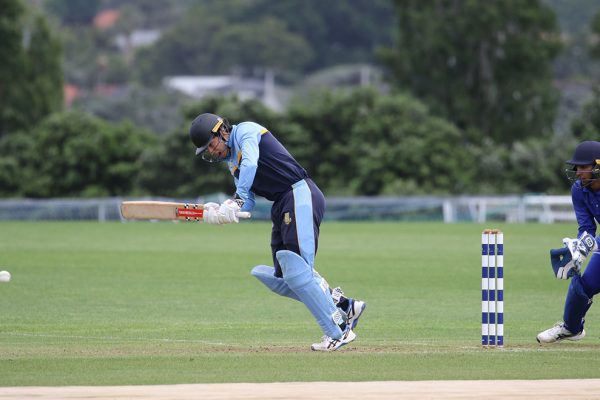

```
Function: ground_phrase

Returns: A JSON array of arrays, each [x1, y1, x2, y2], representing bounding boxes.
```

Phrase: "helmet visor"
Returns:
[[197, 135, 229, 163], [195, 143, 209, 156]]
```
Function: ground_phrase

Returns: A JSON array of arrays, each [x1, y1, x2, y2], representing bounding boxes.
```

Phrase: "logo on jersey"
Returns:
[[284, 212, 292, 225]]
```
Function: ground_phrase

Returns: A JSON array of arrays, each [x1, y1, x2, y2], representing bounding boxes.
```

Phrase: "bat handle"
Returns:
[[236, 212, 252, 219]]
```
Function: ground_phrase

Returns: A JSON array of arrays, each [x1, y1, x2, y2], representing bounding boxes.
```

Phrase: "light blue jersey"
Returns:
[[225, 122, 307, 212]]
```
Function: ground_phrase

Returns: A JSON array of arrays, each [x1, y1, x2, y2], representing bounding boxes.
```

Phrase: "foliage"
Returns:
[[570, 87, 600, 139], [0, 112, 156, 197], [286, 88, 476, 195], [60, 26, 106, 87], [0, 1, 63, 137], [471, 135, 575, 195], [247, 0, 396, 72], [591, 11, 600, 61], [72, 85, 192, 135], [133, 9, 312, 86], [0, 0, 26, 137], [23, 15, 64, 125], [132, 0, 395, 85], [210, 17, 313, 75], [544, 0, 600, 34], [43, 0, 100, 25], [0, 129, 34, 196], [381, 0, 562, 144], [101, 0, 196, 29]]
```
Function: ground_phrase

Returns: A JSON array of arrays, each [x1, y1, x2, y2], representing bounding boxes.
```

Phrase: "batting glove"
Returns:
[[217, 199, 240, 224], [203, 205, 221, 225]]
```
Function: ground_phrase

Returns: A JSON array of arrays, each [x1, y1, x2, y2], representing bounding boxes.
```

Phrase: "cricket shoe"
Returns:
[[536, 322, 586, 344], [331, 287, 366, 330], [346, 298, 366, 330], [311, 327, 356, 352]]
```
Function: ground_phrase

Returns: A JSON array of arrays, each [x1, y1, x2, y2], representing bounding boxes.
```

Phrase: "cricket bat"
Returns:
[[120, 201, 251, 221]]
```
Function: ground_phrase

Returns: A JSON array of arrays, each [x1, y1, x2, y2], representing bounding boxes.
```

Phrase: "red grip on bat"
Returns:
[[176, 208, 204, 218]]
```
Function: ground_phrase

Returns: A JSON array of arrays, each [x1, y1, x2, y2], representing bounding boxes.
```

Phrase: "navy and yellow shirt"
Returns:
[[225, 122, 307, 212]]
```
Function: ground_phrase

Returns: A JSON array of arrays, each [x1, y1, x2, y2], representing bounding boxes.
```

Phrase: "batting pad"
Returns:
[[277, 250, 343, 339], [251, 265, 300, 301]]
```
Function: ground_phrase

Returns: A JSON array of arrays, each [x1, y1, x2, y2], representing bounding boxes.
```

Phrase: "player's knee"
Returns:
[[571, 274, 593, 301], [276, 250, 312, 287]]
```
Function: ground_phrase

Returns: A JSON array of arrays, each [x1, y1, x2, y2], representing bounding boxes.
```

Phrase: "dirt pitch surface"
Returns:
[[2, 380, 600, 400]]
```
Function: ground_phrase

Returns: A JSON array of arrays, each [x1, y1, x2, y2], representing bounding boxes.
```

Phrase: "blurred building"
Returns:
[[163, 69, 283, 111]]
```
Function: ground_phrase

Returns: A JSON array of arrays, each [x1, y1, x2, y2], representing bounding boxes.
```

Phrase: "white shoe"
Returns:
[[536, 322, 585, 344], [311, 328, 356, 352], [346, 299, 366, 330], [331, 287, 366, 330]]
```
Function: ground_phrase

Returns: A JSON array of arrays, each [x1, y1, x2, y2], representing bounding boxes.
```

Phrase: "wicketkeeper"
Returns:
[[189, 113, 366, 351], [538, 140, 600, 343]]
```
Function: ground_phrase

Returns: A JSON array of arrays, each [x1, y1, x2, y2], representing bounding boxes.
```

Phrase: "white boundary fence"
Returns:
[[0, 195, 575, 223]]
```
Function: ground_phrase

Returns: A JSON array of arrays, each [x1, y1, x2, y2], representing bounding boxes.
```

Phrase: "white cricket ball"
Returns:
[[0, 270, 11, 283]]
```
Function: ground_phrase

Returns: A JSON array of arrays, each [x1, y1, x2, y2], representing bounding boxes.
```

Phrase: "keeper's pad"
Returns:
[[277, 250, 344, 339], [563, 274, 593, 334], [251, 265, 300, 301]]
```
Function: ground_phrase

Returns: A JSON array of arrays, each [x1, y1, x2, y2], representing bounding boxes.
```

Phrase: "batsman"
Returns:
[[189, 113, 366, 351], [538, 141, 600, 344]]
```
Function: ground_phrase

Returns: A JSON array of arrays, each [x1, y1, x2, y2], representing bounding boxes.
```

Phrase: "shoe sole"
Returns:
[[536, 330, 585, 344], [311, 330, 357, 352]]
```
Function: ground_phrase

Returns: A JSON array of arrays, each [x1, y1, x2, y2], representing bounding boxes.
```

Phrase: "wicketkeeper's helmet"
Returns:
[[189, 113, 230, 156], [565, 140, 600, 185]]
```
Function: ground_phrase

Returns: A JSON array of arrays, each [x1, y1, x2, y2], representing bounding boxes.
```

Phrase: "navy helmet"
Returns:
[[566, 141, 600, 166], [189, 113, 230, 157], [565, 141, 600, 186]]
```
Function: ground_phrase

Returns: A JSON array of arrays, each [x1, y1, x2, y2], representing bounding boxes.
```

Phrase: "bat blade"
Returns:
[[120, 201, 251, 222], [120, 201, 204, 221]]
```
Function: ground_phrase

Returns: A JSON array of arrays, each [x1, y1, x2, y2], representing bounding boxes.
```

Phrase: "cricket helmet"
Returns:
[[565, 141, 600, 185], [566, 141, 600, 166], [189, 113, 230, 156]]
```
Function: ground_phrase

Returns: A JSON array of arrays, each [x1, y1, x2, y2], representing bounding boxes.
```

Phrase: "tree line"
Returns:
[[1, 0, 600, 198], [0, 89, 583, 198]]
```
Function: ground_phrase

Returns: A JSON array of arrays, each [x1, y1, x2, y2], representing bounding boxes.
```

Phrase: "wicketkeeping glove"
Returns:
[[563, 231, 598, 266], [217, 199, 241, 224], [550, 246, 579, 279]]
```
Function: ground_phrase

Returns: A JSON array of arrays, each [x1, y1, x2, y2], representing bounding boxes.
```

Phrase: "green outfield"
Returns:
[[0, 221, 598, 386]]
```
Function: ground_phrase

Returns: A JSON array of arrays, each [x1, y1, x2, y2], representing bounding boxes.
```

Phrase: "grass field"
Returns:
[[0, 221, 599, 386]]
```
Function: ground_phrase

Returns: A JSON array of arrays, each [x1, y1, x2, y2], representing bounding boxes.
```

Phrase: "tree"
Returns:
[[133, 0, 396, 85], [590, 10, 600, 60], [0, 112, 156, 198], [286, 87, 477, 195], [72, 86, 190, 135], [0, 0, 26, 137], [254, 0, 396, 71], [23, 15, 64, 125], [134, 9, 312, 86], [381, 0, 562, 144], [0, 1, 63, 137], [43, 0, 100, 25]]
